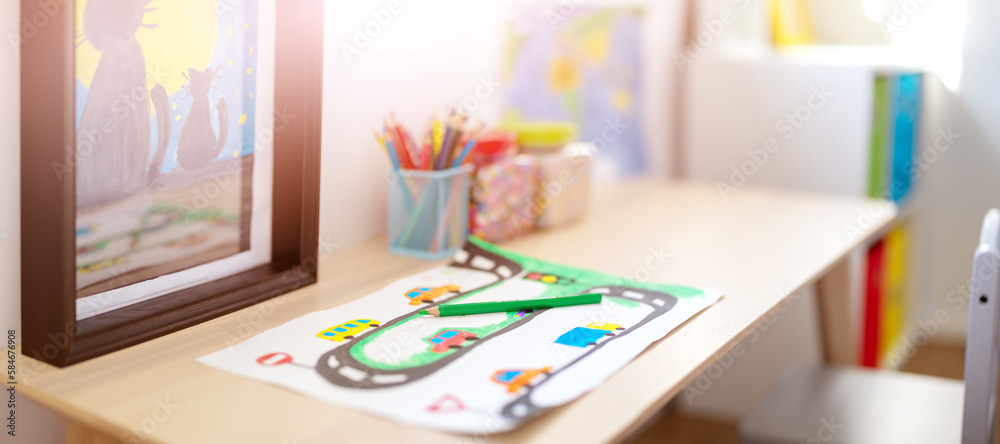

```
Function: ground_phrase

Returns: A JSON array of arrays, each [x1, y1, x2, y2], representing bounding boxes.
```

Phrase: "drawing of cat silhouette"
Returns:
[[177, 66, 229, 170], [75, 0, 171, 210]]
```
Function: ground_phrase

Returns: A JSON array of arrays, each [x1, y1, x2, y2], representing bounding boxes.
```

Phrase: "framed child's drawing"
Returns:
[[20, 0, 324, 366]]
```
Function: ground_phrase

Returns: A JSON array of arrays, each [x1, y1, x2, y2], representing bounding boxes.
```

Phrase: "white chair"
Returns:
[[739, 209, 1000, 444]]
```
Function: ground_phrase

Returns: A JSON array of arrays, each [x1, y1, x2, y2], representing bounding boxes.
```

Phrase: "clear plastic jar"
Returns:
[[503, 121, 591, 228]]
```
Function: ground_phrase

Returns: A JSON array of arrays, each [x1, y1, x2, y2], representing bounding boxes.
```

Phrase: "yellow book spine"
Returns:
[[879, 225, 909, 366], [769, 0, 816, 47]]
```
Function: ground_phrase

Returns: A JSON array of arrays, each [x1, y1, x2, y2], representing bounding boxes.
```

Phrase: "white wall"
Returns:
[[916, 0, 1000, 342], [808, 0, 887, 45], [320, 0, 509, 248], [2, 3, 67, 443]]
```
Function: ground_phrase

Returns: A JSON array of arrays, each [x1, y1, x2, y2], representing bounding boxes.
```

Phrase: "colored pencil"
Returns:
[[437, 127, 454, 170], [403, 129, 421, 167], [432, 117, 444, 168], [383, 138, 401, 171], [419, 293, 603, 317], [451, 138, 477, 168], [384, 121, 414, 169], [451, 123, 480, 168], [447, 113, 467, 166], [421, 136, 433, 170], [383, 127, 410, 169], [375, 111, 485, 171], [390, 113, 421, 168]]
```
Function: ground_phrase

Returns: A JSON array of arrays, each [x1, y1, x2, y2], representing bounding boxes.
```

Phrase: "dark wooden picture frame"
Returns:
[[20, 0, 324, 367]]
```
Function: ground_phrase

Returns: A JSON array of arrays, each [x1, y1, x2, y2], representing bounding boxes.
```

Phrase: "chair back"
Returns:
[[963, 209, 1000, 443]]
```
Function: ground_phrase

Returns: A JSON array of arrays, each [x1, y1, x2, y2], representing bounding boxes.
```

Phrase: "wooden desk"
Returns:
[[19, 180, 895, 443]]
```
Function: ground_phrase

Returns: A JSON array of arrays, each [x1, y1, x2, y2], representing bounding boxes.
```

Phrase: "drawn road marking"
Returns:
[[338, 366, 367, 382], [372, 374, 407, 384], [497, 265, 512, 278], [471, 256, 496, 270], [511, 403, 529, 417], [622, 290, 644, 300]]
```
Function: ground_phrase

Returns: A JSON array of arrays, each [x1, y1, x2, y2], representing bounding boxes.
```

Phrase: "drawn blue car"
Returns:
[[555, 326, 609, 348]]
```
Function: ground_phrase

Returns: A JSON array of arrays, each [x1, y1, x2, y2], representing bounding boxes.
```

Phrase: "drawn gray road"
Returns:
[[316, 241, 525, 389], [314, 241, 680, 421]]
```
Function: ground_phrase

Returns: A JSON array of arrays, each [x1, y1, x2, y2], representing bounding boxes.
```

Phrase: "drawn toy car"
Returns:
[[317, 319, 381, 341], [587, 322, 624, 331], [427, 330, 479, 353], [404, 285, 461, 305], [555, 326, 610, 347], [523, 272, 574, 284], [491, 366, 552, 393]]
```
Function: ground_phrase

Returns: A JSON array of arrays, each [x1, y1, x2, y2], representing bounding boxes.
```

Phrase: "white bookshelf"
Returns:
[[683, 47, 933, 370]]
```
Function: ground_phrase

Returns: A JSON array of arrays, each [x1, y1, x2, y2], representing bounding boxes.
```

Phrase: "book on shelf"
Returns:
[[890, 73, 923, 203], [862, 238, 885, 367], [861, 70, 921, 368], [879, 225, 910, 365], [868, 72, 923, 204]]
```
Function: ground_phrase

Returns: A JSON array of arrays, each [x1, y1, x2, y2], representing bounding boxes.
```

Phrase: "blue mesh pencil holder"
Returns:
[[388, 165, 472, 260]]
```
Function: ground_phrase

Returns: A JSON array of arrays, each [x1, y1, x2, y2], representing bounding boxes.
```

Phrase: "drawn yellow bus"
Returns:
[[317, 319, 380, 342]]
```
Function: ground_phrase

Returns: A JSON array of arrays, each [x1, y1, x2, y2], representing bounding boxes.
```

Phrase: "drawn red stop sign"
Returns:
[[257, 352, 294, 366]]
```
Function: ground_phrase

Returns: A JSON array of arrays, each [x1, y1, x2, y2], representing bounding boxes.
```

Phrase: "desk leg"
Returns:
[[65, 421, 117, 444], [816, 258, 855, 365]]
